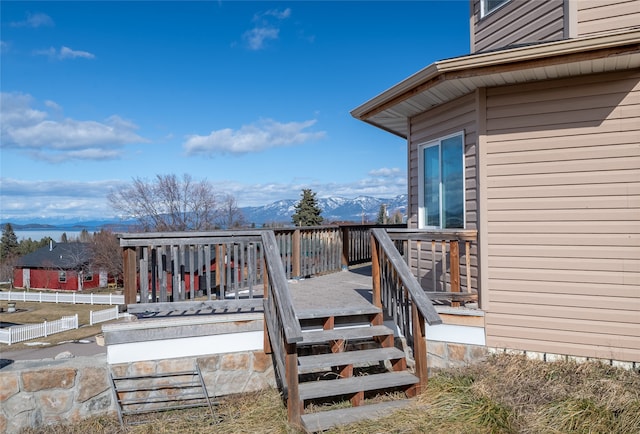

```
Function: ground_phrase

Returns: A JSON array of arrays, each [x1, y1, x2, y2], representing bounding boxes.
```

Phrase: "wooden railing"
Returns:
[[386, 228, 478, 307], [340, 223, 405, 266], [274, 227, 342, 278], [119, 224, 406, 306], [370, 228, 442, 394], [120, 230, 269, 308], [261, 231, 303, 426]]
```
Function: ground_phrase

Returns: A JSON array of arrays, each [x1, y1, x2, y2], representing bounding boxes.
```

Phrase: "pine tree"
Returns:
[[292, 189, 324, 227], [1, 223, 19, 260], [376, 204, 387, 224]]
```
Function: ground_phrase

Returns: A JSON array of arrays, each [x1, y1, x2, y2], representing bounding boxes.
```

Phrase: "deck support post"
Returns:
[[410, 302, 428, 396], [285, 342, 301, 427], [123, 246, 137, 307], [341, 226, 350, 269], [292, 229, 301, 278], [263, 258, 272, 354], [370, 234, 382, 326], [450, 240, 460, 307]]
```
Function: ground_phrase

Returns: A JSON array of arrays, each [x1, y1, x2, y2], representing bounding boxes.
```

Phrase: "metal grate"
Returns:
[[109, 362, 218, 426]]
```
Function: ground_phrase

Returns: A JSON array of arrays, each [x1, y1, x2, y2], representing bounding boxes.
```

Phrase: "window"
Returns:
[[58, 271, 67, 283], [418, 132, 465, 229], [481, 0, 509, 17], [84, 273, 93, 282]]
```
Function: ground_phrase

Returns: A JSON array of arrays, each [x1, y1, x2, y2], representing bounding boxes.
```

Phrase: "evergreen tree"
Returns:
[[79, 229, 93, 243], [292, 189, 324, 227], [0, 223, 19, 260], [376, 204, 387, 224]]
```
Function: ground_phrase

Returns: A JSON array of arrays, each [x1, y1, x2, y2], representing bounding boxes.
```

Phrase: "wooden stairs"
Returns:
[[293, 301, 418, 432]]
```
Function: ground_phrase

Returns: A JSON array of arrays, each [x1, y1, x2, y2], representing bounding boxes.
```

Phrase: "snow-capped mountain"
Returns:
[[3, 195, 408, 231], [241, 194, 407, 225]]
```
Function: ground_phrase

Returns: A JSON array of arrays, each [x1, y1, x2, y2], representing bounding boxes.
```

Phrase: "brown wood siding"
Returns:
[[483, 70, 640, 362], [407, 93, 479, 293], [472, 0, 565, 53], [577, 0, 640, 37]]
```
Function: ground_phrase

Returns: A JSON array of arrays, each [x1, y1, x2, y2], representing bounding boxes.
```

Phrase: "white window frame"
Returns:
[[417, 131, 466, 230], [480, 0, 510, 18]]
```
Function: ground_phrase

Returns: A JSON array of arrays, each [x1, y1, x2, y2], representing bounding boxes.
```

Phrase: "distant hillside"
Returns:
[[242, 195, 407, 225], [2, 195, 408, 230]]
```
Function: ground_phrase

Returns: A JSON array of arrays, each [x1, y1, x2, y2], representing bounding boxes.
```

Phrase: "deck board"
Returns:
[[301, 400, 412, 432], [289, 265, 375, 318]]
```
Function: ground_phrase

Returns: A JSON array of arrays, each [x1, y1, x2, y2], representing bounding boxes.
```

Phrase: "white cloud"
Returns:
[[243, 7, 291, 50], [11, 12, 54, 28], [0, 178, 125, 221], [183, 119, 326, 156], [0, 92, 147, 162], [369, 167, 402, 177], [59, 46, 95, 59], [35, 46, 95, 60], [262, 8, 291, 20], [0, 40, 9, 53], [0, 171, 407, 221], [243, 27, 279, 50], [44, 100, 62, 111]]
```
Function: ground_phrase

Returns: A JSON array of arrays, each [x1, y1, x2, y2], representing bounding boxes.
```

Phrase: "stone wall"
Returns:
[[0, 355, 114, 434], [0, 349, 275, 434], [427, 341, 489, 376]]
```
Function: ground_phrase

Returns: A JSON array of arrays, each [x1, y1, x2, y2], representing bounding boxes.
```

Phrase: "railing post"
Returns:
[[370, 233, 382, 326], [263, 260, 272, 354], [292, 229, 301, 278], [341, 226, 349, 269], [410, 302, 428, 396], [123, 246, 137, 306], [285, 342, 301, 427], [450, 240, 460, 307]]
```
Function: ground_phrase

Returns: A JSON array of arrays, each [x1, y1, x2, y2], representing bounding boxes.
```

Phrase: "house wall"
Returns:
[[576, 0, 640, 37], [408, 93, 479, 296], [12, 269, 101, 291], [481, 70, 640, 362], [471, 0, 565, 53]]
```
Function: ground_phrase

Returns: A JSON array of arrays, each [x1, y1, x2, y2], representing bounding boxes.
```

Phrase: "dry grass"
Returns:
[[0, 300, 108, 350], [18, 354, 640, 434]]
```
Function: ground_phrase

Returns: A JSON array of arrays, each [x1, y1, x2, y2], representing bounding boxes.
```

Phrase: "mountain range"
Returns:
[[3, 195, 408, 230]]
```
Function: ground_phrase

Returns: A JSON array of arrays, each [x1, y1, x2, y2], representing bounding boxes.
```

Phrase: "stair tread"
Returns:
[[298, 347, 406, 373], [296, 304, 381, 320], [301, 399, 412, 432], [299, 371, 418, 400], [301, 325, 394, 345]]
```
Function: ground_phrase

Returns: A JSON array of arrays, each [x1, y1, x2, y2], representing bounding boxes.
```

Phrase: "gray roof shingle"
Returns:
[[16, 242, 93, 269]]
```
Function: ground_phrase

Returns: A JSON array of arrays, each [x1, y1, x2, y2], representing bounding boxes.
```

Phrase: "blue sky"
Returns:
[[1, 1, 470, 223]]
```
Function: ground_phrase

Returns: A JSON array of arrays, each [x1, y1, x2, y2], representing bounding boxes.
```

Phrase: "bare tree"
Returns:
[[57, 242, 92, 291], [108, 174, 220, 231], [91, 229, 122, 285], [216, 194, 247, 229]]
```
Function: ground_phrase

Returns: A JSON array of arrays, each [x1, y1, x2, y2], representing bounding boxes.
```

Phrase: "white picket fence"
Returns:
[[0, 314, 78, 345], [0, 291, 124, 305], [89, 306, 120, 325]]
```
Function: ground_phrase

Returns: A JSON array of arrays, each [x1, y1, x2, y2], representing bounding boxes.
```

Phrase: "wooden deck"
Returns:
[[289, 265, 374, 318]]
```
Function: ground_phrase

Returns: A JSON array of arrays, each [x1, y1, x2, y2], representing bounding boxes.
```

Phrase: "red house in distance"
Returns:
[[13, 241, 105, 291]]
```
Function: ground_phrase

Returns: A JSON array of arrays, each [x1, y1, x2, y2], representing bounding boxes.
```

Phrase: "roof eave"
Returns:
[[351, 29, 640, 138]]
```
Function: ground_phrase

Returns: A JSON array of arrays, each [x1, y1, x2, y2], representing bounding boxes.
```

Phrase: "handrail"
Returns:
[[386, 228, 478, 307], [261, 230, 302, 426], [371, 228, 443, 395], [261, 231, 303, 344], [371, 229, 442, 326]]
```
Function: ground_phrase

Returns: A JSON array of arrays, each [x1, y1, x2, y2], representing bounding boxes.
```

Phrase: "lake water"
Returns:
[[15, 230, 86, 242]]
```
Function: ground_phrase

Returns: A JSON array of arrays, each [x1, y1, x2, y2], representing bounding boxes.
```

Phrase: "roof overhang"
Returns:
[[351, 30, 640, 139]]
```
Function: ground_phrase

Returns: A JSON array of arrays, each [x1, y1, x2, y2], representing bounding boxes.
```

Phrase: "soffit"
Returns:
[[351, 30, 640, 139]]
